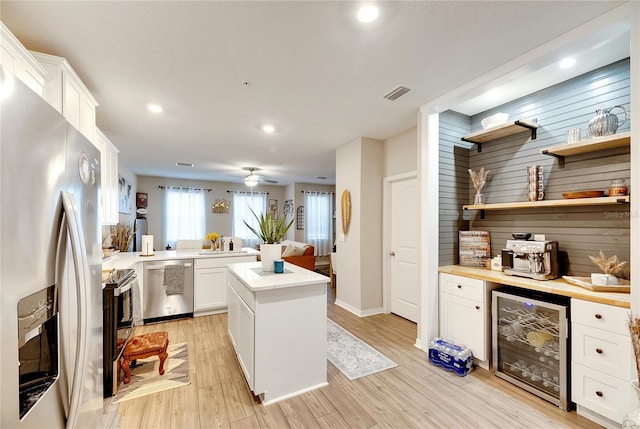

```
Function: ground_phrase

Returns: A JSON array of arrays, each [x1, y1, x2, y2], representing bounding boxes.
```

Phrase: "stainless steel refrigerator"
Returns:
[[0, 66, 103, 428]]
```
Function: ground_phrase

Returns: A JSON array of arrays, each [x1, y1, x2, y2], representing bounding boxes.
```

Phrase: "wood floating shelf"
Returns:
[[540, 131, 630, 168], [464, 196, 630, 219], [461, 119, 539, 152]]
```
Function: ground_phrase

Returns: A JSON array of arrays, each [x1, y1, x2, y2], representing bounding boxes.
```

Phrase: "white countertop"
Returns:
[[227, 261, 330, 291], [103, 248, 259, 270]]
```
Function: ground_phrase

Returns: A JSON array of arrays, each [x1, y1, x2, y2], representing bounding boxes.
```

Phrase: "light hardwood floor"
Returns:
[[112, 287, 602, 429]]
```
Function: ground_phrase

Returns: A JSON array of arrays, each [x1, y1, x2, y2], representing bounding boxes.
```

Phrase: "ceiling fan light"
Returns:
[[244, 177, 259, 186]]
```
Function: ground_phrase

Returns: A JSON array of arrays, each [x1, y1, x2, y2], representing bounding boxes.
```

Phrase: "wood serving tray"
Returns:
[[562, 190, 606, 199], [563, 276, 630, 292]]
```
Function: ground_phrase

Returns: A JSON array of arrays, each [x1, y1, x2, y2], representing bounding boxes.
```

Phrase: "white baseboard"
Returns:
[[576, 405, 620, 428], [334, 299, 383, 317]]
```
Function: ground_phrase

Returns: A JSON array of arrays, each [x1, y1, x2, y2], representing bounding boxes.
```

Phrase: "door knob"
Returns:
[[389, 251, 396, 256]]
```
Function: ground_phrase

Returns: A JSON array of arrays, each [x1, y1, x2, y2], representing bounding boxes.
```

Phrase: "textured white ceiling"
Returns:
[[0, 1, 627, 185]]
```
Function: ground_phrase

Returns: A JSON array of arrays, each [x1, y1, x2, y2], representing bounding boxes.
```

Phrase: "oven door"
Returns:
[[114, 276, 136, 360]]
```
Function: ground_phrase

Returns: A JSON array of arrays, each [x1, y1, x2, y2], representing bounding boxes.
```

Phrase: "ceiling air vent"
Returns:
[[383, 85, 410, 101]]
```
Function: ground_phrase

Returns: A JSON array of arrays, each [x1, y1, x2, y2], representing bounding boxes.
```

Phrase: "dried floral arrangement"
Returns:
[[468, 167, 490, 192], [629, 314, 640, 385], [468, 167, 490, 205], [110, 222, 137, 252], [588, 250, 627, 276]]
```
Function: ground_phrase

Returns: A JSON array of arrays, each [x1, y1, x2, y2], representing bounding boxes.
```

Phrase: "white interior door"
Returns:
[[389, 176, 419, 322]]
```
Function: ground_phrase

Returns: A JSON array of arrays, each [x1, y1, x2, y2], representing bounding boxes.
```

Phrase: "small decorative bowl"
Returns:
[[481, 112, 509, 129], [512, 233, 532, 240]]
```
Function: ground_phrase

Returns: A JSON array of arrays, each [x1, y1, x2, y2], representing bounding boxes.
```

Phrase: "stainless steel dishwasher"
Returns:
[[143, 259, 194, 323]]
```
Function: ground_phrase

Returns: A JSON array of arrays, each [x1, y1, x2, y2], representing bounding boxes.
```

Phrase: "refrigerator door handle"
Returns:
[[58, 191, 90, 429], [55, 211, 70, 417]]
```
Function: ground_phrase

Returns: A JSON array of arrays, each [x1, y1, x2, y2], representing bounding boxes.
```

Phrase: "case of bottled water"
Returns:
[[428, 337, 473, 376]]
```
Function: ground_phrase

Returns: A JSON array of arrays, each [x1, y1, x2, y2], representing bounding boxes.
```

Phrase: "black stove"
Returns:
[[103, 268, 137, 397], [104, 268, 135, 287]]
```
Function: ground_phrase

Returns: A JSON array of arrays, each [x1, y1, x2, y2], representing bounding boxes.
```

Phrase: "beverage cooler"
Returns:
[[492, 288, 570, 410]]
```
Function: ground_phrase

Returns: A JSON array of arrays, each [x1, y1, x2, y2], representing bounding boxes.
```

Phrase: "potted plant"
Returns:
[[588, 250, 626, 286], [244, 207, 294, 271], [205, 232, 220, 250]]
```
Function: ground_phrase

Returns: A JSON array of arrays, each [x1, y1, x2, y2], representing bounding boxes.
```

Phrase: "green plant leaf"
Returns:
[[243, 206, 294, 244]]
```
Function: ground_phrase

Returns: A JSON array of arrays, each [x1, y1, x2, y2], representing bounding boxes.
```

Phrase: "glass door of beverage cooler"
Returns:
[[492, 289, 569, 410]]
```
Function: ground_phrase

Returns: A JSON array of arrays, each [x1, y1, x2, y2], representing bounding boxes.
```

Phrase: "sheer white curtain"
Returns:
[[231, 191, 267, 249], [304, 191, 334, 256], [164, 187, 206, 248]]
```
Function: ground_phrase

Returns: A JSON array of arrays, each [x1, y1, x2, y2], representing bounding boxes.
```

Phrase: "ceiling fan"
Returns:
[[242, 167, 278, 186]]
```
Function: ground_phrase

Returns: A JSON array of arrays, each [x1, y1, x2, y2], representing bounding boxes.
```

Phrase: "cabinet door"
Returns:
[[194, 267, 227, 312], [227, 284, 238, 348], [440, 293, 486, 360], [96, 129, 119, 225], [63, 76, 82, 132], [235, 292, 255, 390]]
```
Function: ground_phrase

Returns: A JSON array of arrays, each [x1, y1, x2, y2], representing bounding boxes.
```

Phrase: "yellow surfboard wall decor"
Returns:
[[341, 189, 351, 235]]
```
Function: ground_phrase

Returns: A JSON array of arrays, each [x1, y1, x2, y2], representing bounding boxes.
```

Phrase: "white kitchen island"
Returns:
[[226, 261, 329, 405]]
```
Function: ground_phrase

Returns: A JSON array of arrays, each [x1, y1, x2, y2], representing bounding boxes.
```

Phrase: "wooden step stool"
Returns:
[[120, 331, 169, 384]]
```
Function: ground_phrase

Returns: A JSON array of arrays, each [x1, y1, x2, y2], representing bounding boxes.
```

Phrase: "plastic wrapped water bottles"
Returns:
[[428, 337, 473, 376]]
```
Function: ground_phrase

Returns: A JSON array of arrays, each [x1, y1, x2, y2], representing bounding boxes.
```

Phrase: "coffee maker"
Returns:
[[502, 239, 560, 280]]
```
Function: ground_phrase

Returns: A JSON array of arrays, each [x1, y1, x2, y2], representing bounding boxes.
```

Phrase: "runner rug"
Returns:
[[327, 319, 397, 380], [113, 341, 190, 403]]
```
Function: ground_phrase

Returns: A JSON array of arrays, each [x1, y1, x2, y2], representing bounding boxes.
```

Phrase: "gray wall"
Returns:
[[440, 58, 631, 278], [439, 111, 472, 266]]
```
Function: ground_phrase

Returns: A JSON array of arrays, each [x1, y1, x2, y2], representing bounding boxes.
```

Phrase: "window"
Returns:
[[164, 187, 206, 247], [231, 191, 267, 249], [304, 192, 333, 255]]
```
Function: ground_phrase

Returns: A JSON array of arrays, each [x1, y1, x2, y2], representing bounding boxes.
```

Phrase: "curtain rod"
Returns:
[[227, 190, 269, 194], [301, 190, 335, 194], [158, 186, 211, 192]]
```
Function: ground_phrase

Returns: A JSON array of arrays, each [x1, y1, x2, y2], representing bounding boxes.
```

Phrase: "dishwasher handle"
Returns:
[[145, 262, 192, 270]]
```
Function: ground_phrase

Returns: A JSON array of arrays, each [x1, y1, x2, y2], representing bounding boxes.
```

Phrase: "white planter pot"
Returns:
[[590, 273, 619, 286], [260, 243, 282, 272]]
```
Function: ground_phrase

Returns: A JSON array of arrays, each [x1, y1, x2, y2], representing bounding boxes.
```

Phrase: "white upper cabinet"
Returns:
[[0, 21, 47, 97], [95, 128, 119, 225], [30, 51, 98, 148]]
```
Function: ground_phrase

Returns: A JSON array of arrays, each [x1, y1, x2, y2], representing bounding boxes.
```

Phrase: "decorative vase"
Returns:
[[260, 243, 282, 272], [622, 381, 640, 428], [210, 240, 216, 251], [474, 191, 484, 205]]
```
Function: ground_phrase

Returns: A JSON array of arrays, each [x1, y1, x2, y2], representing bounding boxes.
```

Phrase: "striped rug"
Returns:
[[113, 342, 190, 403]]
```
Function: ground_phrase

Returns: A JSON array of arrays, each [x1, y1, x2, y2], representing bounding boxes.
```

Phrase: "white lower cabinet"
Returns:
[[439, 273, 498, 367], [226, 264, 327, 404], [571, 298, 636, 426], [194, 255, 255, 316], [227, 283, 255, 388]]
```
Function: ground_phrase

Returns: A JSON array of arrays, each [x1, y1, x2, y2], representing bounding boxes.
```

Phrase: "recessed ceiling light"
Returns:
[[357, 5, 379, 23], [262, 124, 275, 134], [559, 57, 576, 69], [147, 103, 163, 113]]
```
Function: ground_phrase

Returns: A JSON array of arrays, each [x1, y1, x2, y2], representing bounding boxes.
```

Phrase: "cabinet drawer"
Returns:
[[571, 299, 629, 335], [572, 363, 636, 424], [440, 273, 484, 302], [572, 323, 633, 379], [196, 257, 227, 269], [228, 271, 255, 311], [197, 255, 256, 270]]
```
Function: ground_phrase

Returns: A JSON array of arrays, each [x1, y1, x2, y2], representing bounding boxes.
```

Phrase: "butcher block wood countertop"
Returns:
[[439, 265, 630, 309]]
